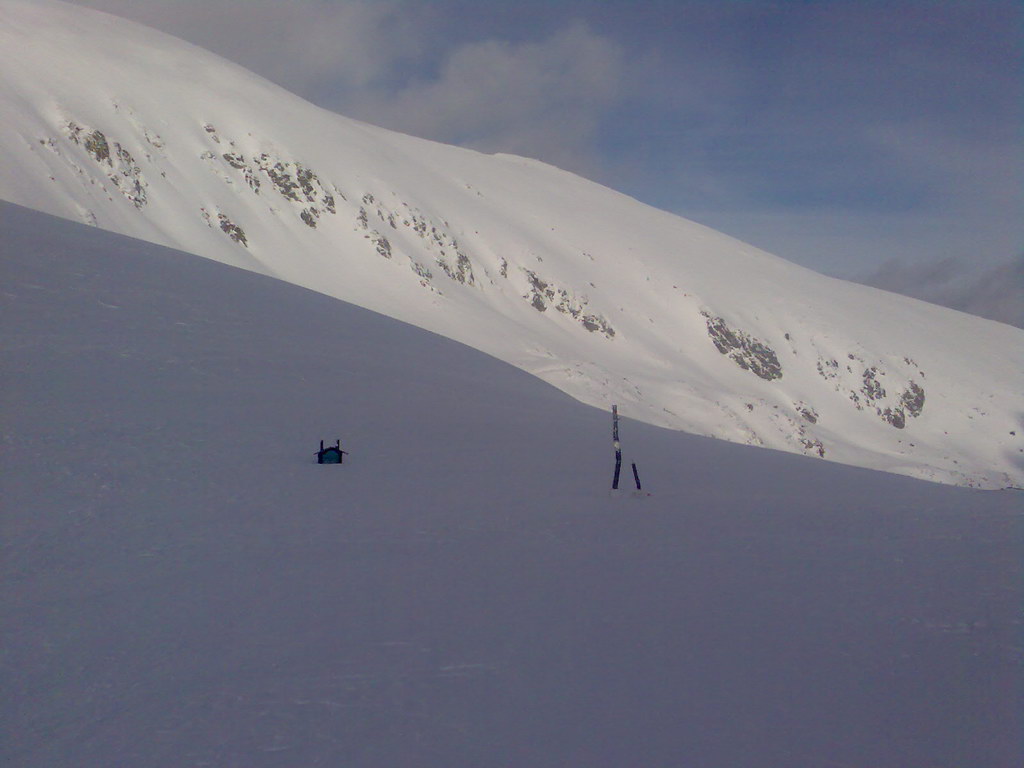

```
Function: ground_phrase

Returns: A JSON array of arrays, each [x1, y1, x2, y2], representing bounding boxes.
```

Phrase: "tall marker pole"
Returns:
[[612, 404, 622, 490]]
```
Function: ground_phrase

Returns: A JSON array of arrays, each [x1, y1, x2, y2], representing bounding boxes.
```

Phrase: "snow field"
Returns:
[[3, 202, 1022, 766]]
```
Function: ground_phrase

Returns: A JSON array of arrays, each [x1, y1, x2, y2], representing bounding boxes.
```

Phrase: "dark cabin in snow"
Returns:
[[316, 439, 348, 464]]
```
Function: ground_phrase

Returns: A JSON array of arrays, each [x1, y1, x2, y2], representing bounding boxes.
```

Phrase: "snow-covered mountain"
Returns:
[[2, 0, 1022, 488]]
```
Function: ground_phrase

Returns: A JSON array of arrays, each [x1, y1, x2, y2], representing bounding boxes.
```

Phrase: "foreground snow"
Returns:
[[1, 0, 1022, 487], [3, 202, 1022, 766]]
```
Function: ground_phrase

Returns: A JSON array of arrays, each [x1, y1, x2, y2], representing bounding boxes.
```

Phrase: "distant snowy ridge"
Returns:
[[865, 256, 1024, 330], [2, 0, 1022, 488]]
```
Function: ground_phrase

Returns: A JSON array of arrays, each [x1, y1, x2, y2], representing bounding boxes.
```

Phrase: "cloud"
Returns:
[[346, 22, 624, 175]]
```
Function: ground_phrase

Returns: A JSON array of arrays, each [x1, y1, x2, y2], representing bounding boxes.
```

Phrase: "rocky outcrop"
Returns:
[[901, 381, 926, 418], [357, 194, 477, 287], [200, 207, 247, 247], [702, 312, 782, 380], [521, 270, 615, 338], [39, 111, 621, 345], [200, 125, 336, 229], [794, 402, 819, 424], [816, 352, 926, 429], [55, 121, 149, 208]]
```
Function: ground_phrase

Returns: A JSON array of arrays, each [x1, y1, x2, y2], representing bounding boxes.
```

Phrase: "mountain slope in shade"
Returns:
[[1, 0, 1022, 488]]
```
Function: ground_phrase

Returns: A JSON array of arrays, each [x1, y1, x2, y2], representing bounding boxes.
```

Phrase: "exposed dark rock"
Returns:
[[522, 270, 614, 337], [217, 213, 247, 247], [300, 208, 319, 228], [367, 199, 480, 287], [801, 437, 826, 457], [410, 261, 432, 280], [372, 233, 392, 259], [111, 145, 146, 208], [861, 367, 886, 401], [880, 407, 906, 429], [816, 352, 925, 428], [210, 151, 260, 192], [864, 371, 926, 429], [210, 137, 340, 211], [795, 403, 819, 423], [702, 313, 782, 380], [244, 168, 261, 193], [296, 166, 318, 201], [258, 156, 300, 201], [63, 121, 147, 208], [222, 152, 247, 170], [525, 270, 554, 311], [83, 130, 110, 164], [900, 381, 926, 418], [453, 251, 474, 285], [816, 357, 839, 381]]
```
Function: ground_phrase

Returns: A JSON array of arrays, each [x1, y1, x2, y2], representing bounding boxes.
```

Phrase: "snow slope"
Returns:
[[1, 0, 1022, 487], [3, 200, 1023, 766]]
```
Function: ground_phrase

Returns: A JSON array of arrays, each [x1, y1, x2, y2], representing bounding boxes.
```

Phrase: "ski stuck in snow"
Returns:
[[610, 405, 649, 497]]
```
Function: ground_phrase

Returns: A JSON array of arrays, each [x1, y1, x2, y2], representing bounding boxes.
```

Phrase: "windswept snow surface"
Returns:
[[1, 0, 1022, 488], [3, 201, 1023, 766]]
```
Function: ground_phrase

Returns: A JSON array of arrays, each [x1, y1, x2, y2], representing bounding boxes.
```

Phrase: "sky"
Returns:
[[65, 0, 1022, 296]]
